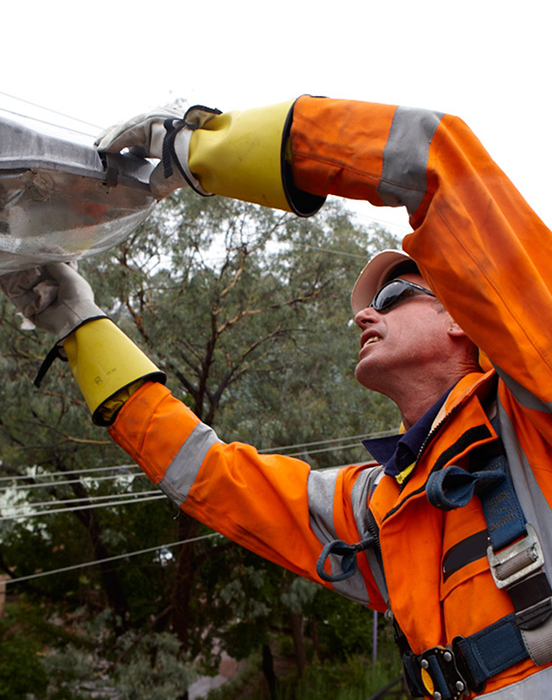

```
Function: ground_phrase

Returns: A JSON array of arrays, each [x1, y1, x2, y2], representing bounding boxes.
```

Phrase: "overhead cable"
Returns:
[[0, 89, 103, 129], [0, 429, 395, 491], [0, 463, 139, 485], [2, 470, 144, 493], [0, 105, 95, 139], [0, 493, 166, 521], [2, 533, 221, 587], [259, 429, 395, 453], [2, 488, 160, 516]]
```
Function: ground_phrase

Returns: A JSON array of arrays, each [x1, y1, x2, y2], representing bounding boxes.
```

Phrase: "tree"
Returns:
[[0, 188, 402, 695]]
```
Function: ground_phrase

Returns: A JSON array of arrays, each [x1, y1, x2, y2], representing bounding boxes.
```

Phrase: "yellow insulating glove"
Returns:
[[96, 101, 325, 216], [63, 318, 165, 426], [186, 100, 325, 216]]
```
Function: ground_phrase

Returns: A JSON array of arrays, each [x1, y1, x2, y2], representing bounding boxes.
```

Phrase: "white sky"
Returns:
[[2, 0, 551, 237]]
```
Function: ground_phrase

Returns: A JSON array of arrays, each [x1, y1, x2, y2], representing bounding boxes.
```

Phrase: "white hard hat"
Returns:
[[351, 249, 420, 314]]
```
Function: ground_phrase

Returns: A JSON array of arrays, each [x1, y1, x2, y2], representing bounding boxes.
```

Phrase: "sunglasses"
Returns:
[[370, 278, 436, 313]]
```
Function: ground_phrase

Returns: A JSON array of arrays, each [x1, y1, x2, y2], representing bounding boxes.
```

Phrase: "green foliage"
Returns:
[[206, 653, 407, 700], [0, 189, 404, 697], [275, 654, 406, 700], [0, 604, 49, 699], [43, 625, 194, 700], [40, 613, 194, 699], [0, 604, 194, 700]]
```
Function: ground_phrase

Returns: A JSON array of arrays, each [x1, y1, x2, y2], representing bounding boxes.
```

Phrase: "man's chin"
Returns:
[[355, 364, 377, 391]]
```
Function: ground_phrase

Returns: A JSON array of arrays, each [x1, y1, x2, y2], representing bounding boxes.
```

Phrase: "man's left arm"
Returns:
[[287, 98, 552, 409], [98, 96, 552, 406]]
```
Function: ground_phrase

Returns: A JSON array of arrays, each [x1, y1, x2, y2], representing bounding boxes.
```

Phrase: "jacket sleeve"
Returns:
[[290, 96, 552, 409], [108, 380, 389, 611]]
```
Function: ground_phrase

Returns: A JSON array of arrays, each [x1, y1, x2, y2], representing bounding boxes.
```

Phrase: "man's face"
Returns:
[[354, 273, 451, 392]]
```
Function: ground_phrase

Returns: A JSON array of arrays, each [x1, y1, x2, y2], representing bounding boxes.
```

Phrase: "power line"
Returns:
[[0, 463, 137, 482], [0, 493, 166, 522], [2, 532, 221, 587], [0, 463, 139, 485], [0, 89, 103, 130], [0, 447, 386, 521], [259, 429, 395, 453], [2, 469, 144, 493], [2, 488, 160, 516], [0, 430, 393, 488], [0, 437, 391, 520], [0, 104, 96, 139]]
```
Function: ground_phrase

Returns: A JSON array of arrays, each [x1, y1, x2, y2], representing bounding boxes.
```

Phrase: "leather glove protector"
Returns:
[[96, 106, 221, 199], [0, 263, 106, 340], [1, 263, 165, 423]]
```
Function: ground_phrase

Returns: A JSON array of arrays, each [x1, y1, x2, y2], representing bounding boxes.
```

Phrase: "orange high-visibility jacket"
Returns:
[[109, 97, 552, 697]]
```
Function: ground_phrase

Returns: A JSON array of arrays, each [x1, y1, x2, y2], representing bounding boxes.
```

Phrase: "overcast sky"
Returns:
[[2, 0, 550, 236]]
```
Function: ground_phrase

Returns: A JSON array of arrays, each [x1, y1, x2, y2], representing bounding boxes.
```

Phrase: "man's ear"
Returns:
[[446, 316, 468, 339]]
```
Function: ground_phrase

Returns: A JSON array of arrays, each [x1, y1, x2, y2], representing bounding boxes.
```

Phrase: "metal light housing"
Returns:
[[0, 116, 155, 273]]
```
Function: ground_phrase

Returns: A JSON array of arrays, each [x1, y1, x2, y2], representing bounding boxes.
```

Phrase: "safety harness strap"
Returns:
[[316, 537, 375, 582], [399, 614, 527, 699], [453, 614, 528, 689], [316, 421, 552, 695], [406, 424, 552, 696]]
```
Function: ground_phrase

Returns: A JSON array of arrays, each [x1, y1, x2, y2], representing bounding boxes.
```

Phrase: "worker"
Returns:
[[2, 96, 552, 699]]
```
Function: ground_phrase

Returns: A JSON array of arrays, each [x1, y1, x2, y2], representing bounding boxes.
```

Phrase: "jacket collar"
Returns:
[[362, 369, 497, 483]]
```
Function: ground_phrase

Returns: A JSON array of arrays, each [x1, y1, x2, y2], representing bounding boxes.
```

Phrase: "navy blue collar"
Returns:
[[362, 386, 453, 478]]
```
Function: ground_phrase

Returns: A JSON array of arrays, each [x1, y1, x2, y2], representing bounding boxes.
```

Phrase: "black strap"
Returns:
[[399, 421, 552, 696], [33, 316, 108, 388], [162, 118, 187, 180], [34, 344, 66, 387], [316, 537, 374, 583]]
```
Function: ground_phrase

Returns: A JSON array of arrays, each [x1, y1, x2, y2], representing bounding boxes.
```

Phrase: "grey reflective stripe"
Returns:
[[307, 468, 340, 544], [158, 422, 221, 507], [307, 467, 371, 605], [498, 400, 552, 666], [478, 665, 552, 698], [498, 401, 552, 588], [332, 556, 370, 605], [494, 364, 552, 413], [350, 466, 384, 536], [378, 106, 443, 214], [350, 467, 388, 603]]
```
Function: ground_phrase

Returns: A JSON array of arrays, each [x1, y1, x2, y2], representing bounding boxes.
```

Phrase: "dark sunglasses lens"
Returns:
[[372, 282, 409, 311]]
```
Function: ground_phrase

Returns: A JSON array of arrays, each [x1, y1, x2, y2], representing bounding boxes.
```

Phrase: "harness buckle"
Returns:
[[488, 524, 544, 590], [417, 645, 470, 700]]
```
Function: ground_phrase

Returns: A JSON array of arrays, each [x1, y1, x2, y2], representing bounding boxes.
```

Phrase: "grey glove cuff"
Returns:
[[52, 300, 107, 341]]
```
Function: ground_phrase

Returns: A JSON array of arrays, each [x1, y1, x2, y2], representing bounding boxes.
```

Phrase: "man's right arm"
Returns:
[[107, 379, 389, 611]]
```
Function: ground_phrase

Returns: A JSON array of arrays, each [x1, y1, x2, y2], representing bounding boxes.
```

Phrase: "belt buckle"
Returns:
[[487, 523, 544, 589], [419, 645, 470, 700]]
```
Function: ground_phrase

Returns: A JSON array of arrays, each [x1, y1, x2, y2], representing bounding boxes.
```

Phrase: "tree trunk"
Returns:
[[262, 642, 279, 700], [69, 479, 129, 632], [171, 512, 199, 650], [290, 612, 307, 677], [310, 617, 323, 662]]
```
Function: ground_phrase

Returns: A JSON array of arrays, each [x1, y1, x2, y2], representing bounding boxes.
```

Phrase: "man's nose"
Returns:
[[354, 305, 379, 329]]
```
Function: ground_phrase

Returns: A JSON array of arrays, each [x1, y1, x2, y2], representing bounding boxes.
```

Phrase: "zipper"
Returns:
[[382, 400, 494, 524], [365, 508, 382, 555], [410, 372, 498, 482], [401, 400, 463, 490]]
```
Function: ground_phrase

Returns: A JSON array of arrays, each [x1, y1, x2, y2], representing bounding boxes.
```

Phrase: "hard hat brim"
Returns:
[[351, 250, 418, 314]]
